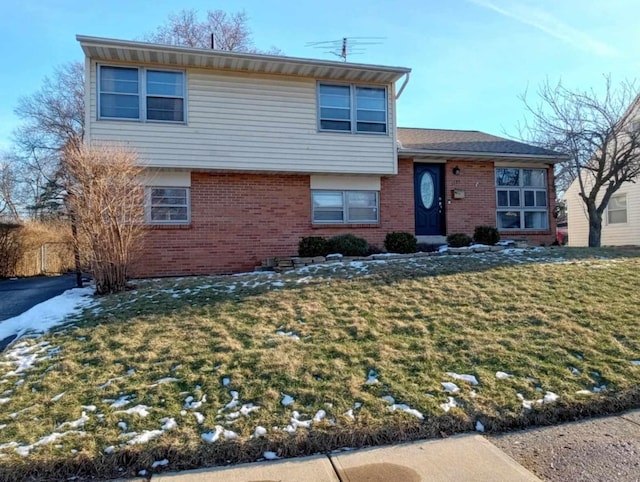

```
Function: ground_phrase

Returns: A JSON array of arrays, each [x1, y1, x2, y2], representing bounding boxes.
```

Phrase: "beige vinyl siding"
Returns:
[[565, 179, 640, 246], [88, 61, 397, 174]]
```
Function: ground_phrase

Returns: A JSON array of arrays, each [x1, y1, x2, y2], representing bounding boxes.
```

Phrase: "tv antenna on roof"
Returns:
[[305, 37, 386, 62]]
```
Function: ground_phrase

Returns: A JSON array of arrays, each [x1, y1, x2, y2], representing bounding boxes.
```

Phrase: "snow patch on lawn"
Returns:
[[446, 372, 479, 385], [440, 397, 459, 412], [127, 430, 163, 445], [284, 411, 313, 433], [8, 431, 85, 456], [152, 377, 180, 385], [201, 426, 237, 443], [160, 417, 177, 430], [275, 330, 300, 340], [365, 369, 379, 384], [263, 451, 279, 460], [50, 392, 66, 402], [56, 412, 89, 430], [106, 395, 134, 409], [1, 341, 59, 377], [441, 382, 460, 392], [0, 286, 94, 342], [184, 394, 207, 410], [152, 459, 169, 468], [495, 371, 513, 379], [313, 410, 326, 422], [381, 395, 424, 420], [115, 405, 150, 417], [517, 391, 560, 409], [281, 393, 294, 406], [193, 412, 205, 424]]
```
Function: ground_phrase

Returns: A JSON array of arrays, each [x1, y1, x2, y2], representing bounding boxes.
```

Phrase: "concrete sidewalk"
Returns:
[[147, 409, 640, 481], [153, 434, 540, 481]]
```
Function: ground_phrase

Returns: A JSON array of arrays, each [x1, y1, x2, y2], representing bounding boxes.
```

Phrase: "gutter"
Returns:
[[395, 72, 410, 100], [397, 148, 569, 163], [76, 35, 412, 80]]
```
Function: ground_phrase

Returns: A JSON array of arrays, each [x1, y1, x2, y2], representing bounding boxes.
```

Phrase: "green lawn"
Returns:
[[1, 247, 639, 481]]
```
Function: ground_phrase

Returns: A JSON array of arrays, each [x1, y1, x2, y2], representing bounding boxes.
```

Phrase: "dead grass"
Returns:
[[11, 221, 74, 277], [0, 247, 639, 480]]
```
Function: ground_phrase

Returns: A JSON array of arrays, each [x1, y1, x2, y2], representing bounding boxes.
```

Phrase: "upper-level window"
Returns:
[[496, 168, 548, 230], [99, 65, 185, 122], [607, 193, 627, 224], [146, 70, 184, 121], [100, 66, 140, 119], [318, 83, 387, 134]]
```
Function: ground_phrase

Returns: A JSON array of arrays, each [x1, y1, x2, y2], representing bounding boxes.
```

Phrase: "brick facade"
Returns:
[[443, 159, 556, 245], [134, 160, 414, 277], [134, 158, 556, 278]]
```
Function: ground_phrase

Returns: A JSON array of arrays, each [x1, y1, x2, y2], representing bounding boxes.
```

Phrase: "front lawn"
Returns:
[[1, 247, 639, 480]]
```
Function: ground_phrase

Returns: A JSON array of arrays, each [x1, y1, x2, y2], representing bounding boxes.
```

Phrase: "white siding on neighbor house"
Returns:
[[565, 179, 640, 246], [88, 61, 397, 175]]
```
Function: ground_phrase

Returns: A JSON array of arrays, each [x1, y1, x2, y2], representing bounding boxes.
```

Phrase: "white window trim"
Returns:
[[495, 168, 549, 231], [145, 186, 191, 225], [317, 82, 388, 135], [311, 190, 380, 224], [607, 193, 628, 224], [97, 64, 187, 124]]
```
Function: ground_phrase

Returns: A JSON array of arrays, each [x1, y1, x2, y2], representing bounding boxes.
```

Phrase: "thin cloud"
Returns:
[[469, 0, 619, 57]]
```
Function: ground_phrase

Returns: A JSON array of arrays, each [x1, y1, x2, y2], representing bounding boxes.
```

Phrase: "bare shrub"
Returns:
[[64, 144, 145, 295]]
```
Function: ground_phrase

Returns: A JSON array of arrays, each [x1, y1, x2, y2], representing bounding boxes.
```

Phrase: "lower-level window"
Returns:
[[312, 190, 379, 224], [496, 168, 548, 230], [146, 187, 190, 223], [607, 193, 627, 224]]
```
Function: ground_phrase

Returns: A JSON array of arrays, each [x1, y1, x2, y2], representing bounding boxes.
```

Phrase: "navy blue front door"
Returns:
[[414, 164, 444, 236]]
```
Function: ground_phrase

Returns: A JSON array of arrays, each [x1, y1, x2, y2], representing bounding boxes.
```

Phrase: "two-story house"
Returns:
[[78, 35, 565, 277]]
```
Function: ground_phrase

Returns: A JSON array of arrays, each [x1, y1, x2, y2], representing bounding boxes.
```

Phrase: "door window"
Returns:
[[420, 172, 435, 209]]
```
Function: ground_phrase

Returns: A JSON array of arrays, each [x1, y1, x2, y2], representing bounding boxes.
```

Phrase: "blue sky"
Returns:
[[1, 0, 638, 151]]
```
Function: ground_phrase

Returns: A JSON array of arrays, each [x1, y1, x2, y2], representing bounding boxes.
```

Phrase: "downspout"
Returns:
[[395, 72, 410, 100]]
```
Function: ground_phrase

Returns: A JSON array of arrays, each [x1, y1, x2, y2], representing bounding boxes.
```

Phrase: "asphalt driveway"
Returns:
[[0, 274, 78, 321], [0, 274, 78, 350]]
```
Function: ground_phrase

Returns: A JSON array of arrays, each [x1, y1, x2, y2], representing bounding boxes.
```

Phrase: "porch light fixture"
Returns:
[[452, 166, 461, 176]]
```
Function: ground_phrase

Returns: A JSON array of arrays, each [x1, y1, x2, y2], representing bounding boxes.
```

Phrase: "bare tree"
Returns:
[[520, 77, 640, 247], [145, 8, 281, 54], [0, 159, 21, 221], [12, 61, 85, 219], [64, 144, 145, 295]]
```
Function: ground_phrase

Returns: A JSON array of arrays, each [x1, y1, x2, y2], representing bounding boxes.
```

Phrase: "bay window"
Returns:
[[496, 168, 548, 230]]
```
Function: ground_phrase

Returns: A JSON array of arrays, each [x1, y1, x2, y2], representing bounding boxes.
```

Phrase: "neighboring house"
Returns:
[[78, 35, 565, 277], [564, 177, 638, 246], [563, 103, 640, 247]]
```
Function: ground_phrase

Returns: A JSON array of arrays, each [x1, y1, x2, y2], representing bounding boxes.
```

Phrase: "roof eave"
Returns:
[[76, 35, 411, 83], [397, 148, 567, 164]]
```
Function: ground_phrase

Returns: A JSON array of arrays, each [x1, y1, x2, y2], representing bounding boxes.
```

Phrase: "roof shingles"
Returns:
[[397, 128, 563, 158]]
